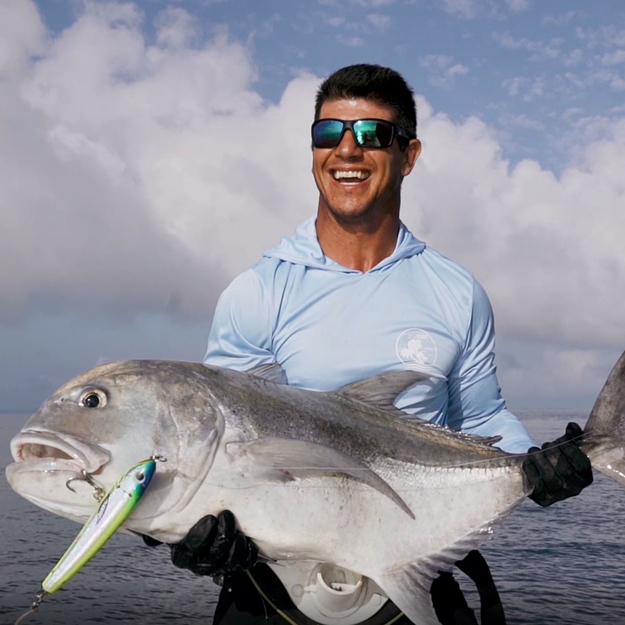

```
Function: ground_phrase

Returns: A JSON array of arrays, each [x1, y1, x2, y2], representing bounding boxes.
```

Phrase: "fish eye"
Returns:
[[136, 472, 145, 482], [79, 388, 108, 409]]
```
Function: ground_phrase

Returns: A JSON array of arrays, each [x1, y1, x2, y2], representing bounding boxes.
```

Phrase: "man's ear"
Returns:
[[401, 139, 421, 177]]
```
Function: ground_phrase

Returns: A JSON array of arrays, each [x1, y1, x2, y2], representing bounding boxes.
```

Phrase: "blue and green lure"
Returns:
[[16, 458, 159, 624]]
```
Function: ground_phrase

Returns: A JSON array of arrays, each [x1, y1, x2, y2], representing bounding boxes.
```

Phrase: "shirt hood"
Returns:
[[263, 216, 426, 274]]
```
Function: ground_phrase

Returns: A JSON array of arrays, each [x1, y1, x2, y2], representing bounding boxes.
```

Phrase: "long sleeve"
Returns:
[[446, 280, 534, 454], [203, 269, 276, 371]]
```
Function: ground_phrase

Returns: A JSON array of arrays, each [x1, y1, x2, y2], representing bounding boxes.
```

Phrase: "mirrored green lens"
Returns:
[[313, 120, 344, 148], [353, 120, 392, 147]]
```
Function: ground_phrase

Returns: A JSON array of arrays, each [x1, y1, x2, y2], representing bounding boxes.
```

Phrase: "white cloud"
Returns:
[[402, 101, 625, 356], [440, 0, 479, 20], [503, 0, 529, 13], [336, 34, 364, 46], [419, 54, 469, 87], [367, 13, 391, 30], [0, 0, 318, 320], [493, 32, 562, 60], [4, 0, 625, 405], [352, 0, 395, 6], [501, 76, 525, 96], [500, 114, 545, 131], [501, 75, 545, 100], [326, 16, 346, 27], [542, 11, 583, 26], [601, 50, 625, 66], [0, 0, 48, 77], [562, 47, 583, 67]]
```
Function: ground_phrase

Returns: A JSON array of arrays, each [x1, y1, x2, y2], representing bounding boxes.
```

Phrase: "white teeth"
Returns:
[[333, 170, 369, 181]]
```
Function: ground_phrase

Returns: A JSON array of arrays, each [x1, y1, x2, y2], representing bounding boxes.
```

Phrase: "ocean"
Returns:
[[1, 410, 625, 625]]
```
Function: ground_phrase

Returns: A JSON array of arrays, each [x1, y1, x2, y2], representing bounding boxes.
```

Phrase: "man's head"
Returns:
[[312, 64, 421, 226], [314, 64, 417, 141]]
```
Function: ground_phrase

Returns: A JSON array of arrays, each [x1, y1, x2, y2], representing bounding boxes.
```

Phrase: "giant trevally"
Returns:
[[7, 351, 625, 625]]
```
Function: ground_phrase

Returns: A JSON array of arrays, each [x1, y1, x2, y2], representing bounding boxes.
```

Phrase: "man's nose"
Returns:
[[335, 128, 363, 158]]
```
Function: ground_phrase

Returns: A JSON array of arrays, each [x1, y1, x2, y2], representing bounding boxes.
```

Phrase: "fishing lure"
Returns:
[[16, 457, 159, 624]]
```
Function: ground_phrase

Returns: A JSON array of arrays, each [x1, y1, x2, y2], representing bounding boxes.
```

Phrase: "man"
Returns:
[[163, 65, 592, 624]]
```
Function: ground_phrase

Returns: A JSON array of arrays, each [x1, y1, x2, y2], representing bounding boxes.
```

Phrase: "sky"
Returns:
[[1, 0, 624, 414]]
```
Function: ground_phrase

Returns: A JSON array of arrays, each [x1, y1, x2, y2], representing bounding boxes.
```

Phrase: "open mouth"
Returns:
[[332, 170, 371, 185], [10, 429, 111, 474]]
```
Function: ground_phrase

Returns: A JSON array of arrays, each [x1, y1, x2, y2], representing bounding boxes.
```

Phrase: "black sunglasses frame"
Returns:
[[311, 118, 415, 149]]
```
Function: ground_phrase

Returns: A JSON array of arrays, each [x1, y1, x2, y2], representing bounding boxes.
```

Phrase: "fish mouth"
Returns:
[[10, 429, 111, 475]]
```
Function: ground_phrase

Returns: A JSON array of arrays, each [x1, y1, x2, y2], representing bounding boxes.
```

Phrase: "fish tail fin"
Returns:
[[582, 349, 625, 486]]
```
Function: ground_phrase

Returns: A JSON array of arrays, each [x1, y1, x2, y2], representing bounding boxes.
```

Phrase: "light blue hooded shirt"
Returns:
[[205, 217, 533, 453]]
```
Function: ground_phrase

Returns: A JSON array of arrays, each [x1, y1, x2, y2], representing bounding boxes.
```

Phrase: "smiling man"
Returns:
[[163, 65, 593, 625]]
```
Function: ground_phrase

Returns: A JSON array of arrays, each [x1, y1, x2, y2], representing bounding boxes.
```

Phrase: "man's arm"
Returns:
[[204, 269, 276, 370], [445, 279, 533, 453], [446, 280, 592, 505]]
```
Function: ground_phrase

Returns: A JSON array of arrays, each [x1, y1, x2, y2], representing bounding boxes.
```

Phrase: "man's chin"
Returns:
[[322, 202, 378, 225]]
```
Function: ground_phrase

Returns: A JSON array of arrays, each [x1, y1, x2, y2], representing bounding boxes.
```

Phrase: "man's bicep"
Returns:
[[204, 270, 275, 370]]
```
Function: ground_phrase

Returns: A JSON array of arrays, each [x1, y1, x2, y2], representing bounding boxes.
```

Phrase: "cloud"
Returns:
[[440, 0, 479, 20], [1, 0, 318, 321], [351, 0, 395, 6], [3, 0, 625, 406], [402, 101, 625, 357], [501, 75, 545, 100], [542, 11, 583, 26], [601, 50, 625, 66], [419, 54, 469, 87], [366, 13, 391, 30], [499, 114, 545, 131], [336, 34, 364, 46], [493, 32, 563, 60], [503, 0, 529, 13]]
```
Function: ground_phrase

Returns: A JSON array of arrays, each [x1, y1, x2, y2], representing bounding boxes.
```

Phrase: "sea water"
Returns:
[[1, 410, 625, 625]]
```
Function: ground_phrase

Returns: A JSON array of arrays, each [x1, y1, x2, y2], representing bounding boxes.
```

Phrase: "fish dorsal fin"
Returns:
[[226, 438, 415, 519], [375, 500, 522, 625], [248, 363, 288, 384], [335, 371, 432, 410]]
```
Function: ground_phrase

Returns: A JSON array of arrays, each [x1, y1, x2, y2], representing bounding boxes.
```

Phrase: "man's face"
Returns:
[[312, 98, 421, 224]]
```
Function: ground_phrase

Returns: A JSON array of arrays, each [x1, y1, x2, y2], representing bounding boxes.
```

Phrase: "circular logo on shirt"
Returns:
[[396, 328, 437, 369]]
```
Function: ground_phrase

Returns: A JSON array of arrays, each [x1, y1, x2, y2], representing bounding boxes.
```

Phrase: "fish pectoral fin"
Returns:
[[227, 438, 415, 519], [376, 501, 522, 625]]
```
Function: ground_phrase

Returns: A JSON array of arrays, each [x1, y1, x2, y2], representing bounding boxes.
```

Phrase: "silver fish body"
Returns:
[[7, 353, 625, 625]]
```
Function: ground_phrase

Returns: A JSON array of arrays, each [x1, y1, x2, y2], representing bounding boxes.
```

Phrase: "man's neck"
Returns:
[[315, 208, 400, 273]]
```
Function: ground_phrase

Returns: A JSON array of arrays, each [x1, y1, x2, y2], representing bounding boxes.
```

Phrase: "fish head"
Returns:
[[6, 360, 224, 528]]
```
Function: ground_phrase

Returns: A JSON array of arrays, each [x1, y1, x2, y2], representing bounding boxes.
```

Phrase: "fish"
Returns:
[[6, 351, 625, 625]]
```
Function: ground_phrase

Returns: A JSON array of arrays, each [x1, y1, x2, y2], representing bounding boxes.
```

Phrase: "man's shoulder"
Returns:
[[418, 245, 477, 292]]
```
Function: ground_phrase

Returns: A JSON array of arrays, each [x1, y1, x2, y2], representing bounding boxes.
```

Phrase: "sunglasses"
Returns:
[[311, 118, 413, 149]]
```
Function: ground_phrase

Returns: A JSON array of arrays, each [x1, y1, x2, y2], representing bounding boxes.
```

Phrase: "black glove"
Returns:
[[455, 551, 506, 624], [523, 422, 592, 507], [430, 571, 477, 625], [170, 510, 258, 581]]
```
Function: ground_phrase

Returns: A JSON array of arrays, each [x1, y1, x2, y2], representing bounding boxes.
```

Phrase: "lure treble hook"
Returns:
[[65, 470, 106, 501]]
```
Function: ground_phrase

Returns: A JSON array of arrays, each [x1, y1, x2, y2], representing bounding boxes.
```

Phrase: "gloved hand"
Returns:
[[523, 422, 593, 507], [170, 510, 258, 582], [430, 571, 477, 625]]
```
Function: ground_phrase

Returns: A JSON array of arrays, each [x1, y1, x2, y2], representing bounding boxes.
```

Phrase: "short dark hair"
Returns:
[[314, 64, 417, 139]]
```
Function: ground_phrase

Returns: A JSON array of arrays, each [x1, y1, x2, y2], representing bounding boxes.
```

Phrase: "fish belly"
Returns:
[[170, 460, 527, 579]]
